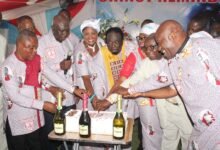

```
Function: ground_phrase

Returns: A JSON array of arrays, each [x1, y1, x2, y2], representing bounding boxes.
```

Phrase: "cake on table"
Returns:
[[65, 109, 127, 135]]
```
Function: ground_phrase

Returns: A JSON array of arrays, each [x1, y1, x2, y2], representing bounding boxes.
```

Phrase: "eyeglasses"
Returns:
[[136, 36, 146, 41], [153, 37, 165, 55], [143, 45, 158, 52]]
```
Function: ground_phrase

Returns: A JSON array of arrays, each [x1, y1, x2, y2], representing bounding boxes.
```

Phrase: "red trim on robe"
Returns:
[[24, 54, 41, 87], [137, 47, 145, 60], [24, 54, 42, 128], [119, 52, 136, 78], [34, 87, 41, 128], [149, 98, 154, 106]]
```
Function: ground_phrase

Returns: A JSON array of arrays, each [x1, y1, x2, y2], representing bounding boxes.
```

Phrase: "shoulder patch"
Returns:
[[4, 67, 13, 81], [157, 71, 168, 83], [77, 52, 87, 64]]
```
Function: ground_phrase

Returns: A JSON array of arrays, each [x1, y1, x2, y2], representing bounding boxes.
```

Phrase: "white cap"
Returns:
[[140, 23, 159, 35], [80, 18, 101, 33]]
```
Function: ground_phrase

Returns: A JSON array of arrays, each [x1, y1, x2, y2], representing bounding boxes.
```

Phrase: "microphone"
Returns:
[[64, 51, 73, 75]]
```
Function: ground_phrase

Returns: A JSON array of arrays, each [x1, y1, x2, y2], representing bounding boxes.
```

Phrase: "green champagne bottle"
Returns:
[[113, 95, 125, 139], [53, 92, 65, 135]]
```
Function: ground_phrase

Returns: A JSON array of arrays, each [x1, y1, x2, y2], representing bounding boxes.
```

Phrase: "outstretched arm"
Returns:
[[124, 86, 177, 99]]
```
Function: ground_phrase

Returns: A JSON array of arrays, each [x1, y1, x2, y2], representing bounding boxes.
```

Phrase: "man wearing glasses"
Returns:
[[103, 23, 192, 150]]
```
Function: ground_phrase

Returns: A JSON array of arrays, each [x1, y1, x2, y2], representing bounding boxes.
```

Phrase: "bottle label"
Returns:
[[79, 125, 88, 135], [54, 123, 64, 134], [113, 127, 123, 138]]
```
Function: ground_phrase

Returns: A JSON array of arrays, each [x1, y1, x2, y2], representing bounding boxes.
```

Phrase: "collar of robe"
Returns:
[[176, 36, 189, 55]]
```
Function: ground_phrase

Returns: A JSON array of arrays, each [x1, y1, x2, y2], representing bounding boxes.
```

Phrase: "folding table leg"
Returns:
[[63, 141, 69, 150], [72, 142, 79, 150], [114, 145, 121, 150]]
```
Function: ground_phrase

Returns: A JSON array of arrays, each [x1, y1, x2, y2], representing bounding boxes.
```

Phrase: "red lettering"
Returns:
[[157, 0, 215, 2], [176, 0, 190, 2], [208, 0, 217, 2], [99, 0, 151, 2], [100, 0, 217, 2]]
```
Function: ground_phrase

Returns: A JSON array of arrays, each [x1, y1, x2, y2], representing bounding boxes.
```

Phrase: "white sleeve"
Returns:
[[107, 59, 152, 104], [38, 38, 75, 93], [121, 59, 155, 88], [2, 66, 44, 110], [129, 62, 173, 94], [41, 59, 75, 94]]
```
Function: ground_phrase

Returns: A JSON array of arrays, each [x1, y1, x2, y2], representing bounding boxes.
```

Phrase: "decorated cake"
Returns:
[[65, 109, 127, 135]]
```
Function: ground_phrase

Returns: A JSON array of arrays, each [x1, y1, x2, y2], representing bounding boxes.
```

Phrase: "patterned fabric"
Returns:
[[75, 39, 110, 110], [100, 43, 126, 88], [24, 54, 41, 87], [129, 37, 220, 149], [1, 53, 44, 136], [37, 30, 79, 105], [119, 46, 145, 119], [108, 58, 163, 149], [100, 41, 136, 89], [123, 58, 163, 150]]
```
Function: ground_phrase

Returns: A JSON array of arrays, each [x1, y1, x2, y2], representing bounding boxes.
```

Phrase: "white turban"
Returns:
[[140, 23, 159, 35], [80, 19, 101, 33]]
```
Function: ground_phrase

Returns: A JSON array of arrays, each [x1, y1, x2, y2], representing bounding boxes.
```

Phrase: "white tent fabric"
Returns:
[[2, 0, 59, 20], [2, 0, 60, 34], [70, 0, 96, 30]]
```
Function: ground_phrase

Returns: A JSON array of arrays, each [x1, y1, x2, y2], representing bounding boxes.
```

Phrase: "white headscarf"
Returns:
[[80, 19, 101, 33], [140, 23, 159, 35]]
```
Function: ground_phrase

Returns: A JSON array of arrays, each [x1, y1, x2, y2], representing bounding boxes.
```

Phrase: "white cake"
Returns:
[[65, 109, 127, 135]]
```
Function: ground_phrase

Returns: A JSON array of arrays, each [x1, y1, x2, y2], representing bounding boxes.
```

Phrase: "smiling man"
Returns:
[[2, 30, 57, 150], [37, 14, 83, 150], [117, 20, 220, 150]]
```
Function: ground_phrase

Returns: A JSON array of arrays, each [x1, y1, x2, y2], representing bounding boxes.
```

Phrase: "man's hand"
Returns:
[[115, 86, 129, 96], [48, 86, 65, 99], [123, 92, 142, 99], [43, 102, 57, 113], [96, 99, 111, 111], [73, 88, 87, 99], [60, 59, 72, 71], [91, 96, 98, 110]]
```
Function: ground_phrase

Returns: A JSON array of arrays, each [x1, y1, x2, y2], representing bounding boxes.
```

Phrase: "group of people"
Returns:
[[0, 8, 220, 150]]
